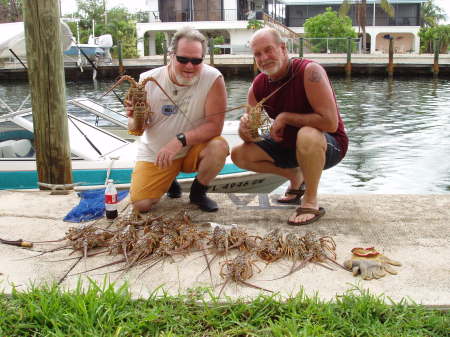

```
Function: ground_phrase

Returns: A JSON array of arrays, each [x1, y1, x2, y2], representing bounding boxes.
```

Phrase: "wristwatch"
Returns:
[[176, 133, 187, 147]]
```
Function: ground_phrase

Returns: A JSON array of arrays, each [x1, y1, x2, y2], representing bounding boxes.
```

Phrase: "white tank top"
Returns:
[[135, 64, 222, 162]]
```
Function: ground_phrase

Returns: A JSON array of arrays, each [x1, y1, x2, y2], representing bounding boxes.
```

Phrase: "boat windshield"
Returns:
[[70, 98, 128, 128], [19, 113, 129, 160], [0, 98, 132, 161], [69, 99, 134, 141]]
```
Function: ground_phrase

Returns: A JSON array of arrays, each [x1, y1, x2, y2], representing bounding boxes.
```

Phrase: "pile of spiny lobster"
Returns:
[[34, 209, 342, 294]]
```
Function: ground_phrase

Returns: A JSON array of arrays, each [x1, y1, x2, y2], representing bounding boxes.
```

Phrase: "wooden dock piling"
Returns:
[[163, 38, 168, 65], [387, 38, 394, 77], [345, 37, 352, 76], [433, 38, 440, 76], [118, 40, 124, 75], [23, 0, 72, 188], [299, 37, 304, 58], [209, 38, 215, 66]]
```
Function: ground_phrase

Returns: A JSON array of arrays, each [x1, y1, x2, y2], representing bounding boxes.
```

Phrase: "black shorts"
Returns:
[[255, 133, 342, 170]]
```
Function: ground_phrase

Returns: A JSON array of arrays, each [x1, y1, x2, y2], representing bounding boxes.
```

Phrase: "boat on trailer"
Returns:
[[0, 98, 286, 193]]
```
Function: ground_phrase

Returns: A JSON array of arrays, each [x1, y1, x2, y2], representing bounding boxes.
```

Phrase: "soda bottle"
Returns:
[[105, 179, 118, 220]]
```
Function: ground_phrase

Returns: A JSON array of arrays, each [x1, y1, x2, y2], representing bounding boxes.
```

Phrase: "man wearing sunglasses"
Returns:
[[231, 28, 348, 226], [127, 27, 228, 213]]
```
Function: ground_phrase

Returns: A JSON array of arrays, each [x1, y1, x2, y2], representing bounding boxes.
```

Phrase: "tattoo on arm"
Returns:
[[309, 70, 322, 83]]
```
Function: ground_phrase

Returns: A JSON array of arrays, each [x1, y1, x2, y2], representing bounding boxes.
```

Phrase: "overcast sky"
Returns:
[[61, 0, 450, 23], [61, 0, 148, 14], [435, 0, 450, 23]]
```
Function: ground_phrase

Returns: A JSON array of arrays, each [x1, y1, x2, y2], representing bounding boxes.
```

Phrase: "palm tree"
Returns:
[[421, 0, 446, 27], [339, 0, 394, 53]]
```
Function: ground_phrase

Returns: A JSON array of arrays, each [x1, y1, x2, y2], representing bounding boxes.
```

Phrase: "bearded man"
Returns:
[[231, 28, 348, 225], [127, 27, 228, 213]]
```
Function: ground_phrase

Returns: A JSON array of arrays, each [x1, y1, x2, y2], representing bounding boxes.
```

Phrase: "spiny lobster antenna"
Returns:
[[101, 75, 138, 98]]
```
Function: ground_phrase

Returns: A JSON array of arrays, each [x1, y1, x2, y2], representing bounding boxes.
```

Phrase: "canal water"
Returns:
[[1, 76, 449, 194]]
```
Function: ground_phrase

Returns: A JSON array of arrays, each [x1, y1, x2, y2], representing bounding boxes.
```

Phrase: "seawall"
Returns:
[[1, 53, 450, 80]]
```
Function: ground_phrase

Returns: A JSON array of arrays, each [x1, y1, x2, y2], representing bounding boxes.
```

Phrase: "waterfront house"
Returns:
[[137, 0, 426, 55]]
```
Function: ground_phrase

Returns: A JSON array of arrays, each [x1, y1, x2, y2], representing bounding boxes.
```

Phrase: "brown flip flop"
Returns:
[[287, 206, 325, 226], [277, 183, 305, 205]]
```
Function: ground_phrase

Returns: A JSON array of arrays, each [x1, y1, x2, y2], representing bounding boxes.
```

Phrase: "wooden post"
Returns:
[[299, 37, 304, 58], [253, 57, 258, 77], [387, 37, 394, 77], [432, 38, 440, 76], [209, 38, 214, 66], [163, 38, 167, 65], [345, 37, 352, 76], [23, 0, 72, 188], [118, 40, 124, 75]]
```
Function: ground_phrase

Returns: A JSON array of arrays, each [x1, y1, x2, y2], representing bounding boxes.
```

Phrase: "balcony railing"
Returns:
[[288, 16, 419, 27], [150, 9, 254, 23]]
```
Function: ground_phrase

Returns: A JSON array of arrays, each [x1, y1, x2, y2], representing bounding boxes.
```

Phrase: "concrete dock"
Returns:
[[0, 190, 449, 307], [1, 53, 450, 80]]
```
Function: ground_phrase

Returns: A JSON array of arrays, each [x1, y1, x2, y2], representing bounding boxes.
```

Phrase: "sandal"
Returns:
[[287, 206, 325, 226], [277, 183, 305, 205]]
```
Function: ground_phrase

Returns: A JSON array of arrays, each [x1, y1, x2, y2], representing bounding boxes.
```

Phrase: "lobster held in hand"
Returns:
[[103, 75, 180, 136]]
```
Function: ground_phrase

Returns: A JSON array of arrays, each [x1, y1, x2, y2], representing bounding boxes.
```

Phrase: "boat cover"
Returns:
[[0, 21, 73, 58]]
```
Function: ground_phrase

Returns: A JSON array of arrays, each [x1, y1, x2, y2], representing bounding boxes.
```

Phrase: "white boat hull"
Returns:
[[0, 99, 287, 193]]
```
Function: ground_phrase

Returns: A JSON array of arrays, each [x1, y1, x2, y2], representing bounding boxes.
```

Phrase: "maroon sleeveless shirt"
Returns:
[[252, 58, 348, 158]]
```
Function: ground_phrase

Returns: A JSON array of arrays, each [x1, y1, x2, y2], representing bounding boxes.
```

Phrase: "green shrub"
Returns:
[[419, 24, 450, 53], [304, 7, 357, 53]]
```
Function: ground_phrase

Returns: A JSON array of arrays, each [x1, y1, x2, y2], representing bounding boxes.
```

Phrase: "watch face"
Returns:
[[177, 133, 186, 146]]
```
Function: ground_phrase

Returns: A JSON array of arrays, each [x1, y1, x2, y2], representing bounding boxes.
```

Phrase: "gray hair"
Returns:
[[249, 27, 283, 48], [169, 26, 207, 57]]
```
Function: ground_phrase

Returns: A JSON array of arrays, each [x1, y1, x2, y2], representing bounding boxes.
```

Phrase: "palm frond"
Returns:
[[339, 0, 351, 17], [380, 0, 395, 18]]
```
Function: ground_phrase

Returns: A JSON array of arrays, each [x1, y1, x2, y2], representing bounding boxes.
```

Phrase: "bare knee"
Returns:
[[231, 144, 248, 168], [204, 138, 229, 160], [296, 127, 326, 154], [214, 138, 230, 158], [132, 198, 159, 213]]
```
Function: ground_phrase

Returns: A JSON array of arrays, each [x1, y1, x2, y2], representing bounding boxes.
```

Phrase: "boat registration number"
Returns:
[[209, 178, 264, 192]]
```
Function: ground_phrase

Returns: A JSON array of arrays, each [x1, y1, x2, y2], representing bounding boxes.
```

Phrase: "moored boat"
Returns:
[[0, 98, 286, 192]]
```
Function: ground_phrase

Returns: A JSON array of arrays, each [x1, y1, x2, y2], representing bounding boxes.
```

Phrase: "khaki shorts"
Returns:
[[130, 136, 226, 202]]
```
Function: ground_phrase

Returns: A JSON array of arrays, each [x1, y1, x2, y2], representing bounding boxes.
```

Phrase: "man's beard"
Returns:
[[174, 71, 199, 86], [260, 60, 282, 76]]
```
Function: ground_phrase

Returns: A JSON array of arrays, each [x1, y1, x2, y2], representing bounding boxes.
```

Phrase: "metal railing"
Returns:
[[149, 9, 419, 27], [150, 9, 251, 23], [298, 38, 362, 54], [288, 16, 419, 27]]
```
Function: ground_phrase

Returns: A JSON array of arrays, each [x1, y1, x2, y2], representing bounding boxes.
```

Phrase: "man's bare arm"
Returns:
[[183, 75, 227, 145], [276, 63, 338, 133]]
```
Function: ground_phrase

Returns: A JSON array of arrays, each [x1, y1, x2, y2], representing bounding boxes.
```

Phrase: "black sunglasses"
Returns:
[[176, 55, 203, 65]]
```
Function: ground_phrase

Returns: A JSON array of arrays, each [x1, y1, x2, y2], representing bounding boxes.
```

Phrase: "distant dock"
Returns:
[[1, 53, 450, 80]]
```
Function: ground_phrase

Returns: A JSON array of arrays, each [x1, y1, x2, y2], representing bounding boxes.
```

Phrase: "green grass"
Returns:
[[0, 280, 448, 337]]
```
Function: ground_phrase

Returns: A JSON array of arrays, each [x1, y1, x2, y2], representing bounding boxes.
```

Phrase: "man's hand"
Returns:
[[270, 113, 287, 142], [155, 137, 183, 169], [125, 99, 152, 129], [124, 99, 133, 118], [238, 113, 256, 143]]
